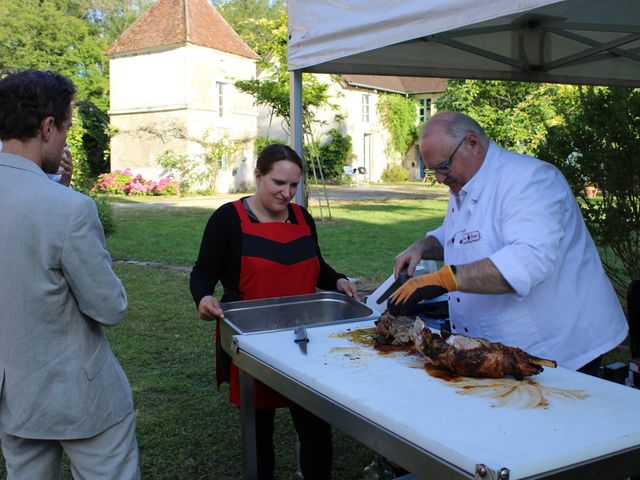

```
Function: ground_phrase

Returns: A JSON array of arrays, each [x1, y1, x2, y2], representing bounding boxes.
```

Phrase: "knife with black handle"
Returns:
[[294, 326, 309, 354], [376, 267, 409, 304]]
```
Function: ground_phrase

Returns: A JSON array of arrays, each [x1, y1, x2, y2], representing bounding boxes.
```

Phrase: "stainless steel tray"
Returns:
[[221, 291, 377, 335]]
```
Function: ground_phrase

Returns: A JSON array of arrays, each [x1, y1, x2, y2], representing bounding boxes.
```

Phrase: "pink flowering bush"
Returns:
[[125, 174, 149, 196], [91, 169, 133, 195], [91, 169, 179, 196], [152, 177, 180, 196]]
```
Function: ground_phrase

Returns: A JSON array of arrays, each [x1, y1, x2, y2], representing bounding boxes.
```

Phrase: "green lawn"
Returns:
[[106, 197, 449, 283]]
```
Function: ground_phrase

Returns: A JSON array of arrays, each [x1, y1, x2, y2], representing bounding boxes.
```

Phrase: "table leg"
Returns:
[[239, 369, 258, 480]]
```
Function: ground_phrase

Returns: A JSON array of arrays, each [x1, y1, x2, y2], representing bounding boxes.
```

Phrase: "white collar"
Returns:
[[458, 141, 499, 201]]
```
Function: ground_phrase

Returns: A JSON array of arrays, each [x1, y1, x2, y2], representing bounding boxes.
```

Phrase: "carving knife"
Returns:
[[376, 267, 409, 304], [294, 326, 309, 354]]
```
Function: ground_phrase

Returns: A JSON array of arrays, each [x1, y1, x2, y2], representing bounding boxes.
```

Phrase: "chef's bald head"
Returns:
[[422, 112, 489, 149]]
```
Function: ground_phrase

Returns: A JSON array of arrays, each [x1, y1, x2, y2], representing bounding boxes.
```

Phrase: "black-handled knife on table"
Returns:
[[294, 326, 309, 354]]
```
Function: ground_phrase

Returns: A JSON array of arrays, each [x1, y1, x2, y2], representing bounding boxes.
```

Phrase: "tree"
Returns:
[[85, 0, 154, 44], [317, 129, 352, 180], [0, 0, 110, 108], [436, 79, 562, 155], [0, 0, 112, 187], [537, 86, 640, 296], [213, 0, 285, 59], [233, 10, 333, 132], [221, 5, 336, 140], [0, 0, 151, 186]]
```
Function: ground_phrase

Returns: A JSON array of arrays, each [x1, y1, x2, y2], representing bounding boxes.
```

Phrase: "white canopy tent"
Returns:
[[287, 0, 640, 203]]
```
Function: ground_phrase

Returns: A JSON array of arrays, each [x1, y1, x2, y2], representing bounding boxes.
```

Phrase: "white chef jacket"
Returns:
[[428, 142, 628, 370]]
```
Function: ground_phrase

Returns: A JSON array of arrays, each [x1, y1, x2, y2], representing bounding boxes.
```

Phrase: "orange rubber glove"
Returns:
[[388, 265, 458, 315]]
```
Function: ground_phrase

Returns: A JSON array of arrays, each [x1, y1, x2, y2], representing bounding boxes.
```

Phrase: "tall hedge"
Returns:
[[318, 129, 352, 180]]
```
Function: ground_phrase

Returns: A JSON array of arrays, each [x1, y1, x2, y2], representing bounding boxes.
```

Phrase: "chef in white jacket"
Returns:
[[389, 111, 628, 375]]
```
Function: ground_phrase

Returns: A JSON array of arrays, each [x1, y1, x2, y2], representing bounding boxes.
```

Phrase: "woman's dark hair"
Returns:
[[255, 144, 303, 175], [0, 69, 77, 142]]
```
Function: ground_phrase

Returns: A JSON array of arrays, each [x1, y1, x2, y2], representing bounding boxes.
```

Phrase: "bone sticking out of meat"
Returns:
[[374, 311, 418, 345], [412, 320, 557, 380]]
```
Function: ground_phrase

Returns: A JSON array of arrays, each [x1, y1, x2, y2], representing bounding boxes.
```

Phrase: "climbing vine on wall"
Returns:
[[376, 93, 420, 158]]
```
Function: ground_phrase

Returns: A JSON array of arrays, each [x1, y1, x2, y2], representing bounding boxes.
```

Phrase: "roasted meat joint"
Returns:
[[374, 311, 417, 346], [375, 312, 556, 380]]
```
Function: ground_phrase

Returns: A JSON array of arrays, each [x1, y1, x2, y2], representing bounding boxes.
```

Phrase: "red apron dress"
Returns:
[[222, 199, 320, 409]]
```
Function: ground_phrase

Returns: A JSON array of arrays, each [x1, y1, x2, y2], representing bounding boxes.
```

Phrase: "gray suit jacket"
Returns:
[[0, 153, 133, 440]]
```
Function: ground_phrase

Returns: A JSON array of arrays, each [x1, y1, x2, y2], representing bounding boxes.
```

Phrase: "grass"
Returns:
[[107, 207, 212, 266], [313, 200, 447, 282], [1, 192, 632, 478], [106, 197, 449, 284]]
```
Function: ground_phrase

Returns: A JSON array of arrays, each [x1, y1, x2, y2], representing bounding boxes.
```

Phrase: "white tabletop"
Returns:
[[237, 320, 640, 479]]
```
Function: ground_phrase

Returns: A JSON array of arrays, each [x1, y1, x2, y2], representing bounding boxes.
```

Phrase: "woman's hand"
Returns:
[[197, 295, 224, 321], [337, 278, 359, 301]]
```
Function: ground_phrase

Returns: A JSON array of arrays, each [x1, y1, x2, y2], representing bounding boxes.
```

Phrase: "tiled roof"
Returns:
[[341, 74, 446, 94], [108, 0, 258, 59]]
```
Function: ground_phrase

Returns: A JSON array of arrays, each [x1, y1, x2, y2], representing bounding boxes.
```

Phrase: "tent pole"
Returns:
[[290, 70, 305, 206]]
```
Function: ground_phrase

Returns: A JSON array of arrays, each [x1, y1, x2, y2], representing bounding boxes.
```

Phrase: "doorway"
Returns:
[[416, 144, 425, 179], [362, 133, 372, 180]]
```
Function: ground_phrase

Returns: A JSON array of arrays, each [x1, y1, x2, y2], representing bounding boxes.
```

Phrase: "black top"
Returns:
[[189, 199, 346, 307]]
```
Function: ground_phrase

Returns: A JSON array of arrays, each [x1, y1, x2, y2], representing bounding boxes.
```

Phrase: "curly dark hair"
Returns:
[[255, 144, 303, 175], [0, 69, 77, 142]]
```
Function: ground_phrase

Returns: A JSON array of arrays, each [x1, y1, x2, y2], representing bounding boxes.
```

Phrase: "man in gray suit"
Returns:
[[0, 70, 139, 479]]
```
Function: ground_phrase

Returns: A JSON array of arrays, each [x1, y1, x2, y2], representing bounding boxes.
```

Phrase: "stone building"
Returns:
[[108, 0, 259, 192]]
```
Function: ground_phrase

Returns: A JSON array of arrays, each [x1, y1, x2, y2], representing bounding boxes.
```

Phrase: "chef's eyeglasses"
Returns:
[[429, 136, 466, 173]]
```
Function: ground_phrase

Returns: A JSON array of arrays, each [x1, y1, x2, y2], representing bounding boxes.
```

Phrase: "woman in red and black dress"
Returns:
[[190, 144, 358, 480]]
